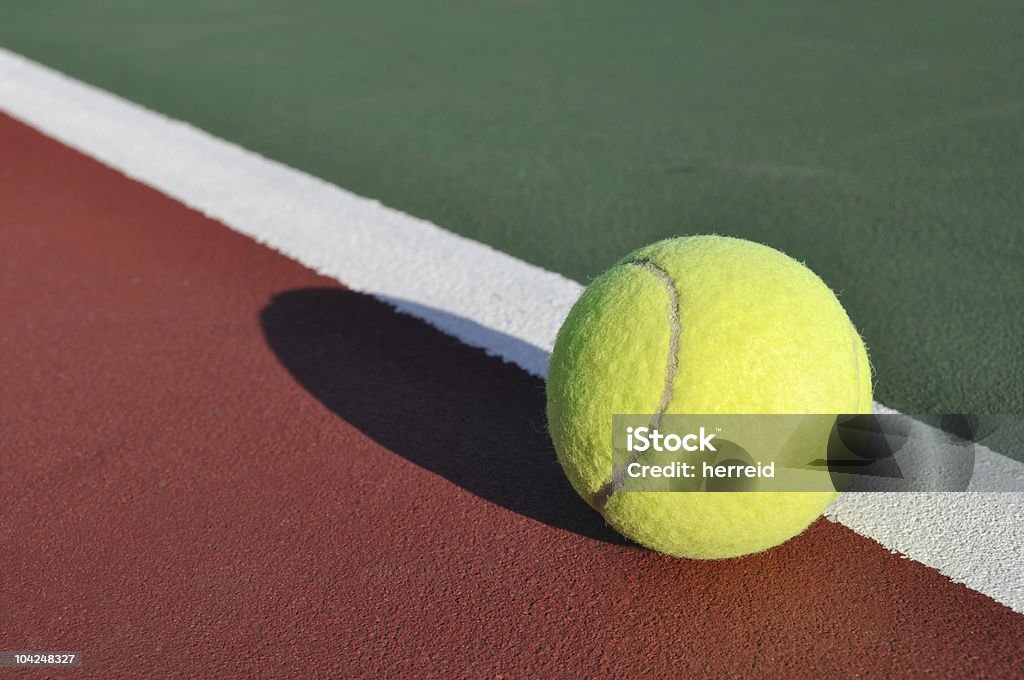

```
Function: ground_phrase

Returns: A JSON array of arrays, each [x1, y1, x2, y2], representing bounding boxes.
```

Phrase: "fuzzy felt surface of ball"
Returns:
[[546, 235, 872, 559]]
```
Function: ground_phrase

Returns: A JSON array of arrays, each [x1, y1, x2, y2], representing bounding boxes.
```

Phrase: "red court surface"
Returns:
[[2, 114, 1022, 676]]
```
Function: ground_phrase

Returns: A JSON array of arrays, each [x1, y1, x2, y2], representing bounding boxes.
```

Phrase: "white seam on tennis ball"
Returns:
[[591, 257, 681, 508], [2, 46, 1021, 613], [630, 258, 681, 429]]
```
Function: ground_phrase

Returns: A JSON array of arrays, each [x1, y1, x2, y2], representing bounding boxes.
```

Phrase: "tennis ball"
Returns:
[[546, 235, 871, 559]]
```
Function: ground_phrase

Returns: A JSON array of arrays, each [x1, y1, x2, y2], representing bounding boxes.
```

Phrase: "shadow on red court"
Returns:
[[260, 287, 627, 545]]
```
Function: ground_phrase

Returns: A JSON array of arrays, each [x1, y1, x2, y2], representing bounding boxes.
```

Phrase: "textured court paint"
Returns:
[[827, 406, 1024, 612], [1, 54, 1022, 611], [0, 48, 576, 378], [1, 120, 1023, 675], [1, 2, 1023, 421]]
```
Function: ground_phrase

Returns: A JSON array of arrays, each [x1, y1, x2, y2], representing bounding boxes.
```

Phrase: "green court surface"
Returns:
[[2, 1, 1022, 416]]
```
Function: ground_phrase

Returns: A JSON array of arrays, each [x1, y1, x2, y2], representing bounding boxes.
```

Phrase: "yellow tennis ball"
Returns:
[[546, 235, 872, 559]]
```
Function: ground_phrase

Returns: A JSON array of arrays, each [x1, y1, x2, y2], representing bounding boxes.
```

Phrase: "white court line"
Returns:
[[1, 47, 1021, 613]]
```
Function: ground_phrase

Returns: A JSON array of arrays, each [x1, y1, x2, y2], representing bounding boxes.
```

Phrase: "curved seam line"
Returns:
[[592, 258, 681, 509]]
